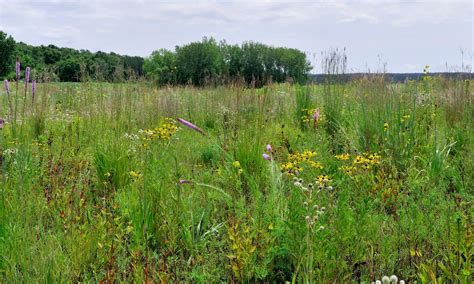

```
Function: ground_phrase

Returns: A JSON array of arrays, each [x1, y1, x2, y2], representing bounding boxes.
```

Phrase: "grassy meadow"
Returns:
[[0, 73, 472, 283]]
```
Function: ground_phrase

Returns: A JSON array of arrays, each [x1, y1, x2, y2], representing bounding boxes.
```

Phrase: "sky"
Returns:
[[0, 0, 472, 73]]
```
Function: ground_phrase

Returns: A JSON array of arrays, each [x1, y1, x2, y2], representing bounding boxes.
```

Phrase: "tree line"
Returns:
[[144, 37, 312, 86], [0, 31, 144, 82], [1, 31, 312, 86]]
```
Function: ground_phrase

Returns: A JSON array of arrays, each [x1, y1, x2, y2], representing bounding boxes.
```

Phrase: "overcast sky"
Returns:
[[0, 0, 472, 73]]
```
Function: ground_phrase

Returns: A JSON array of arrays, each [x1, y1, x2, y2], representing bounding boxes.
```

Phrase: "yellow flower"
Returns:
[[316, 174, 331, 184], [335, 153, 350, 161], [308, 160, 323, 169], [339, 165, 356, 175], [129, 170, 142, 179], [232, 161, 241, 168]]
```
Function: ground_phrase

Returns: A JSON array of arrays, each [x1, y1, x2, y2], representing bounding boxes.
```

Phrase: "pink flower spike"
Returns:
[[0, 118, 4, 129], [313, 108, 321, 129], [266, 144, 273, 153], [4, 80, 9, 95], [32, 80, 37, 96], [179, 179, 192, 184], [177, 118, 205, 135], [25, 67, 30, 84], [313, 108, 320, 121], [262, 153, 271, 161], [15, 59, 20, 81]]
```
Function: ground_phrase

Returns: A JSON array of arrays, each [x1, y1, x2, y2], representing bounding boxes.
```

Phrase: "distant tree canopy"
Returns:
[[0, 31, 144, 82], [145, 37, 312, 86], [0, 31, 16, 77], [1, 31, 312, 86], [15, 43, 144, 82]]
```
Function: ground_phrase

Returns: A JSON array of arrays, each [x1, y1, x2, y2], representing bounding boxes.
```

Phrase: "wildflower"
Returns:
[[32, 80, 36, 98], [177, 118, 205, 135], [0, 118, 4, 129], [383, 122, 389, 131], [313, 108, 320, 128], [281, 149, 321, 175], [4, 80, 9, 95], [262, 153, 271, 161], [25, 67, 30, 84], [389, 275, 398, 283], [232, 161, 241, 168], [266, 144, 273, 153], [15, 59, 20, 81], [316, 175, 331, 184], [308, 160, 323, 169], [381, 276, 390, 284], [401, 114, 410, 122], [338, 165, 355, 175], [129, 170, 142, 179], [179, 179, 191, 184], [335, 153, 350, 161]]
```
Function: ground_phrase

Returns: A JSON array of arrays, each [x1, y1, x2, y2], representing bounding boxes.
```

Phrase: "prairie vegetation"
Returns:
[[0, 62, 472, 283]]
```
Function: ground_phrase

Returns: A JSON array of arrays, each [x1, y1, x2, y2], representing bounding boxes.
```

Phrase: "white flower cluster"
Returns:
[[3, 148, 18, 157], [124, 133, 139, 141], [373, 274, 404, 284], [293, 177, 328, 230], [304, 204, 325, 228]]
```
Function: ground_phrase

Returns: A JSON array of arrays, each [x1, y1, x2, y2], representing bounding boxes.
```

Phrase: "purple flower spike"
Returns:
[[4, 80, 9, 95], [179, 179, 191, 184], [263, 153, 271, 161], [266, 144, 273, 153], [15, 59, 20, 81], [32, 80, 37, 96], [177, 118, 205, 135], [25, 67, 30, 84], [313, 108, 320, 121], [0, 118, 4, 129], [313, 108, 321, 129]]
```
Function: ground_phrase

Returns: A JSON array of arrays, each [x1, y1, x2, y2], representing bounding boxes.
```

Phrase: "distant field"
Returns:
[[0, 74, 472, 282]]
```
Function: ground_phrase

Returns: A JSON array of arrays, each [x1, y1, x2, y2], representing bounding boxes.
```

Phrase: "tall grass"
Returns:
[[0, 73, 472, 282]]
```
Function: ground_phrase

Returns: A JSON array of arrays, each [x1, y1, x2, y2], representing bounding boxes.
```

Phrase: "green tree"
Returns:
[[0, 31, 16, 78], [143, 49, 177, 85], [175, 37, 223, 86], [57, 58, 81, 82]]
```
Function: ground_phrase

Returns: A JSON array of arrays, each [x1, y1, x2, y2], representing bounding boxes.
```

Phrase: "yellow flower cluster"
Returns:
[[281, 150, 322, 175], [400, 114, 410, 123], [138, 118, 179, 148], [383, 122, 389, 132], [300, 108, 316, 123], [335, 153, 350, 161], [129, 170, 142, 180], [338, 152, 381, 176], [315, 174, 331, 184], [233, 160, 243, 175], [422, 65, 431, 82]]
